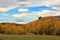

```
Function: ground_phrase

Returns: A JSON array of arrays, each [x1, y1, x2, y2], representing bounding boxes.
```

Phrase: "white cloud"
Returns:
[[0, 8, 8, 12], [15, 22, 28, 24], [27, 15, 38, 20], [0, 6, 19, 12], [37, 10, 60, 17], [12, 12, 38, 19], [54, 12, 60, 16], [12, 13, 27, 17], [27, 14, 37, 19], [0, 0, 19, 7], [28, 15, 35, 18], [51, 5, 60, 11], [18, 8, 29, 12]]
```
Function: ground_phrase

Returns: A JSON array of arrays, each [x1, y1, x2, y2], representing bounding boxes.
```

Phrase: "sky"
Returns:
[[0, 0, 60, 24]]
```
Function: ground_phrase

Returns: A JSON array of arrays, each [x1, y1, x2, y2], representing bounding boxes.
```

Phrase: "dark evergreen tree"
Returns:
[[39, 17, 41, 19]]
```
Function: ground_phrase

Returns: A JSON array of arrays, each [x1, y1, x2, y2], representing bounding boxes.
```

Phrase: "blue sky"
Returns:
[[0, 0, 60, 24]]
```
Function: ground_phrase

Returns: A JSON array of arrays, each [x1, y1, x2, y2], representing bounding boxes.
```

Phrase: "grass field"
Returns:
[[0, 34, 60, 40]]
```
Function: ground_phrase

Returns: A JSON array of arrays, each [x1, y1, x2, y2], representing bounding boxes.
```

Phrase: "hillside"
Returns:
[[28, 16, 60, 35], [30, 16, 60, 27], [0, 16, 60, 35]]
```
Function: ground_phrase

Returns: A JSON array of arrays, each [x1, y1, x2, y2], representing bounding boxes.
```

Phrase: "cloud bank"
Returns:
[[0, 0, 60, 12]]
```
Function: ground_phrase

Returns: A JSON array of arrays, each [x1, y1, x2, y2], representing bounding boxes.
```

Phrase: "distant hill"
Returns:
[[55, 16, 60, 18], [0, 22, 24, 27]]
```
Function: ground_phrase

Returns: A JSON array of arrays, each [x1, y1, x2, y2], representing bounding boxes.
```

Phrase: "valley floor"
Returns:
[[0, 34, 60, 40]]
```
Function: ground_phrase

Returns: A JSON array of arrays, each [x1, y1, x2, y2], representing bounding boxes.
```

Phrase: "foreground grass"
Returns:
[[0, 34, 60, 40]]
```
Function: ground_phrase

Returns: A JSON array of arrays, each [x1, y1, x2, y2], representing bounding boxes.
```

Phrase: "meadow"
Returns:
[[0, 34, 60, 40]]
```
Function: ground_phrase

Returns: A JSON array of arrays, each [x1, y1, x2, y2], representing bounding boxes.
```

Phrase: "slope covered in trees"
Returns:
[[0, 16, 60, 35]]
